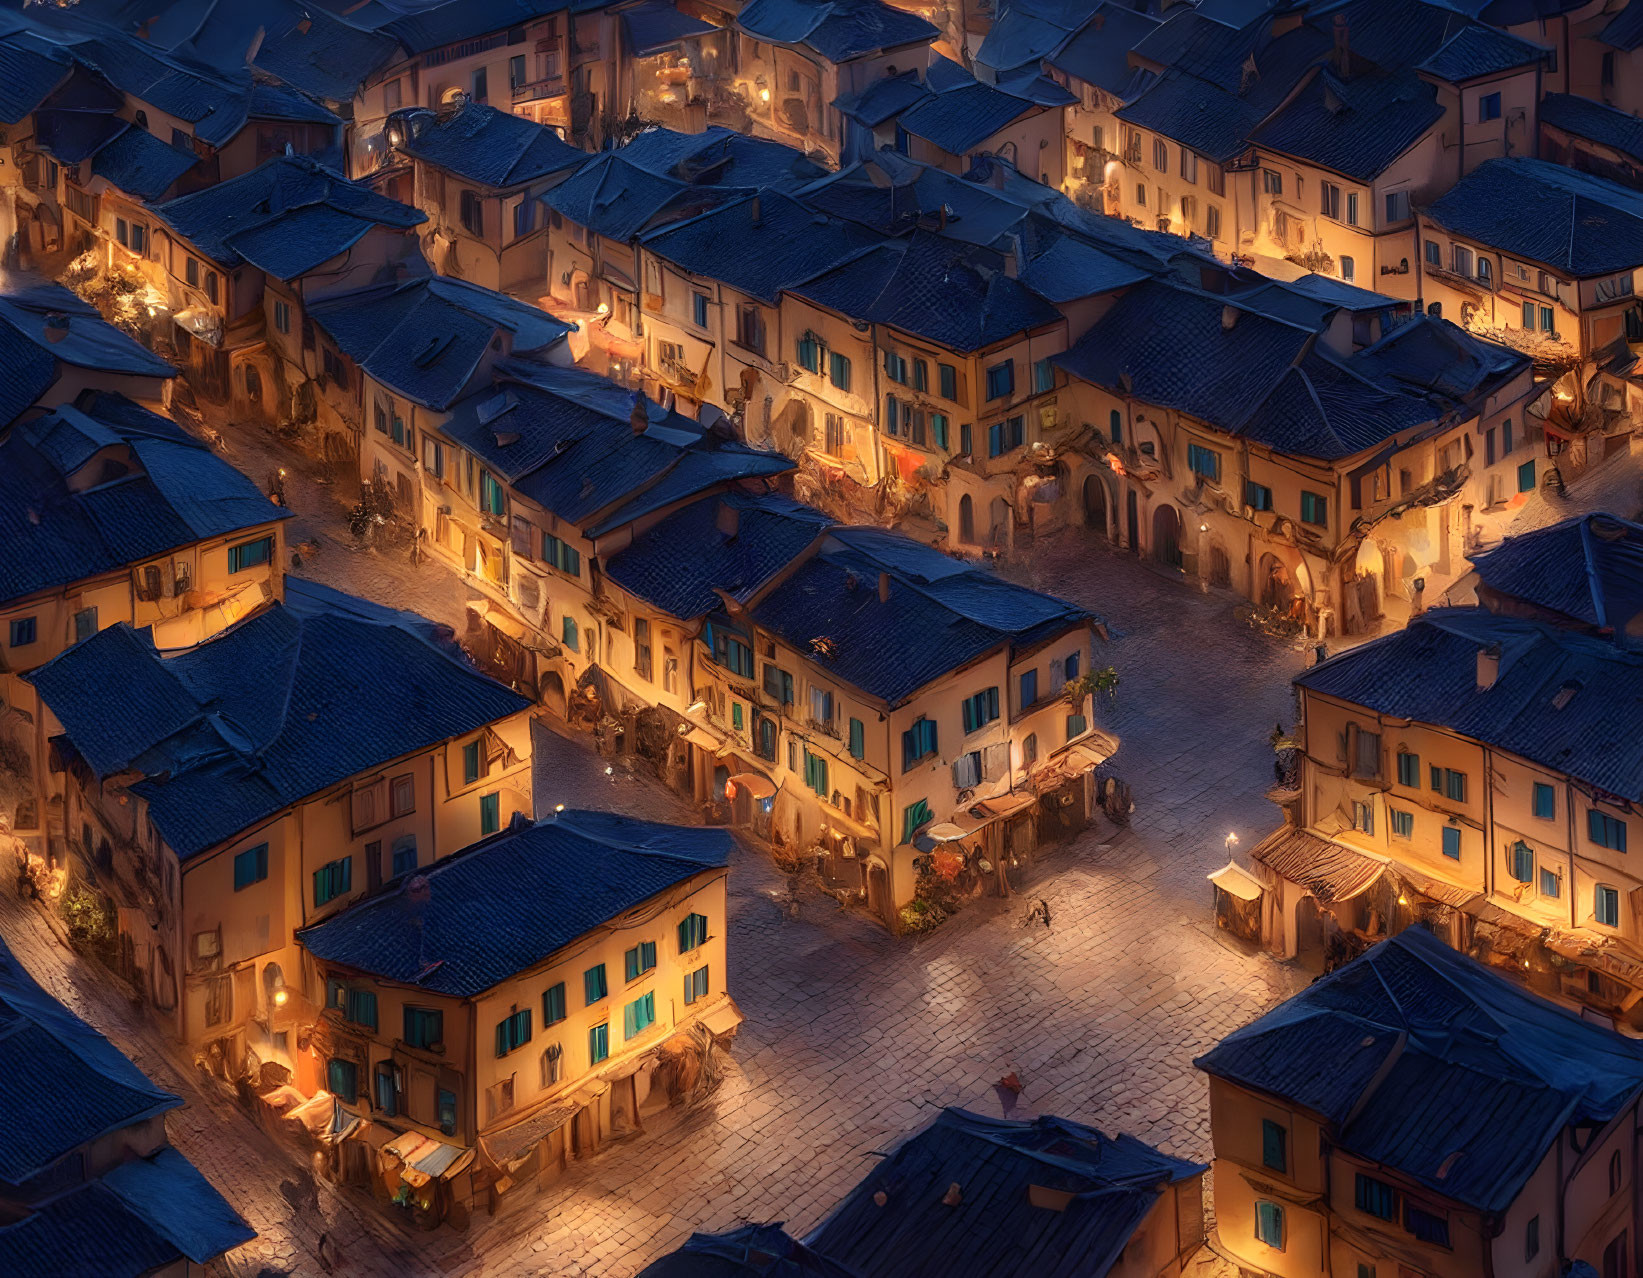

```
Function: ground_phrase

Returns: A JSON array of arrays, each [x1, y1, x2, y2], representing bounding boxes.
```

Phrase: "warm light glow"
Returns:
[[596, 302, 610, 315], [686, 699, 706, 715], [760, 88, 771, 102], [1397, 895, 1409, 906], [555, 803, 565, 812], [272, 988, 289, 1007]]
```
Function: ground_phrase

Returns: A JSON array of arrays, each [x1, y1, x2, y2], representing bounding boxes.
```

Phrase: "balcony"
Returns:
[[512, 71, 565, 104]]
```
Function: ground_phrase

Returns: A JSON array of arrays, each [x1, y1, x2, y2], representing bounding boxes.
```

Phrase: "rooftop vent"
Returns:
[[877, 572, 891, 603]]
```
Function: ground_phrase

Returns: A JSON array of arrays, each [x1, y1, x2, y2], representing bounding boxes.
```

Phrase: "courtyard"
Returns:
[[0, 425, 1310, 1275]]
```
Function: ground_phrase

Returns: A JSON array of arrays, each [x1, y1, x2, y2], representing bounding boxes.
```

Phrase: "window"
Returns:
[[327, 1057, 358, 1103], [1355, 1174, 1397, 1220], [678, 912, 709, 952], [962, 687, 1000, 733], [344, 988, 377, 1029], [1033, 358, 1054, 394], [848, 717, 865, 759], [1245, 481, 1273, 512], [762, 663, 795, 705], [882, 350, 908, 385], [1517, 459, 1536, 493], [1299, 491, 1327, 526], [1526, 1215, 1540, 1261], [717, 634, 754, 679], [1390, 809, 1413, 839], [1022, 733, 1038, 767], [985, 361, 1014, 401], [1019, 669, 1038, 708], [588, 1023, 609, 1064], [462, 740, 484, 785], [1404, 1203, 1451, 1248], [1152, 138, 1167, 171], [1540, 866, 1561, 898], [541, 533, 580, 577], [233, 844, 268, 890], [1321, 182, 1342, 220], [1255, 1200, 1284, 1250], [1611, 1151, 1623, 1195], [623, 990, 656, 1039], [623, 941, 657, 983], [480, 792, 500, 836], [1533, 782, 1555, 820], [803, 749, 829, 797], [684, 965, 709, 1004], [1353, 800, 1375, 836], [912, 359, 928, 392], [540, 982, 567, 1027], [1352, 729, 1380, 779], [1261, 1119, 1287, 1173], [1425, 239, 1442, 267], [1396, 751, 1419, 787], [735, 304, 765, 354], [1590, 810, 1628, 852], [938, 363, 958, 402], [988, 416, 1024, 457], [1503, 419, 1514, 453], [1477, 257, 1491, 287], [1509, 840, 1534, 883], [1135, 183, 1146, 207], [902, 798, 932, 843], [1478, 92, 1501, 122], [1187, 442, 1221, 482], [1206, 204, 1221, 240], [313, 856, 352, 905], [471, 67, 488, 103], [1341, 255, 1355, 283], [584, 964, 608, 1004], [479, 470, 506, 516], [404, 1006, 443, 1049], [562, 615, 579, 651], [457, 189, 485, 238], [185, 256, 199, 288], [795, 333, 820, 373], [391, 835, 417, 877], [902, 717, 938, 770], [931, 413, 949, 450], [1066, 712, 1087, 738], [228, 537, 273, 573], [1539, 305, 1554, 332], [1431, 767, 1467, 802], [1263, 169, 1282, 195], [273, 299, 290, 334], [1453, 245, 1473, 278], [828, 350, 851, 391], [1443, 825, 1461, 860]]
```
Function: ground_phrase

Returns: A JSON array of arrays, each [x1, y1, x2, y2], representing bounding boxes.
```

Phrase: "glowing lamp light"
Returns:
[[1397, 895, 1409, 906], [555, 803, 566, 813], [272, 987, 289, 1008], [760, 87, 771, 102], [596, 302, 610, 315]]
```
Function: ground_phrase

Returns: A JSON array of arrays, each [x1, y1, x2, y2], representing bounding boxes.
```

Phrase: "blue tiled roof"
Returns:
[[1417, 24, 1546, 80], [622, 0, 721, 55], [252, 8, 401, 104], [0, 282, 174, 427], [101, 1147, 256, 1264], [641, 190, 878, 304], [151, 154, 424, 278], [33, 106, 127, 164], [896, 79, 1060, 157], [1351, 314, 1528, 409], [750, 527, 1091, 706], [1243, 351, 1434, 460], [90, 123, 201, 201], [1424, 157, 1643, 277], [247, 80, 341, 126], [606, 491, 832, 619], [792, 231, 1063, 352], [736, 0, 938, 62], [1601, 0, 1643, 52], [439, 361, 792, 532], [615, 126, 828, 189], [1044, 6, 1163, 96], [0, 1182, 198, 1277], [639, 1224, 862, 1278], [1250, 68, 1442, 180], [396, 102, 584, 188], [807, 1108, 1203, 1278], [299, 811, 732, 997], [1197, 926, 1643, 1212], [1540, 93, 1643, 166], [0, 29, 72, 124], [309, 276, 572, 409], [1117, 70, 1263, 164], [0, 394, 283, 607], [28, 579, 530, 860], [1297, 607, 1643, 799], [0, 933, 179, 1187], [1470, 513, 1643, 633], [376, 0, 567, 55], [543, 153, 725, 243], [834, 69, 928, 128]]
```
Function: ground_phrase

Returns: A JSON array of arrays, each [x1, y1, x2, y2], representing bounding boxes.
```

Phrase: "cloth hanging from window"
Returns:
[[982, 743, 1010, 782], [952, 752, 980, 789]]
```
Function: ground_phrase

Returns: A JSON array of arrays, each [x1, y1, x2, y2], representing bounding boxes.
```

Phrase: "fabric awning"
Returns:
[[1250, 826, 1385, 903], [726, 772, 776, 800], [697, 994, 744, 1037], [1209, 861, 1265, 902], [469, 599, 528, 639], [979, 790, 1038, 819], [623, 0, 719, 56], [383, 1130, 469, 1186], [819, 805, 878, 841]]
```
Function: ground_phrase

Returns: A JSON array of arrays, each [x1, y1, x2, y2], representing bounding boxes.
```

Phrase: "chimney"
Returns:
[[716, 500, 740, 538], [1222, 305, 1239, 330], [1476, 643, 1500, 691], [630, 391, 649, 435], [1333, 14, 1351, 77], [877, 571, 891, 603], [749, 194, 762, 226]]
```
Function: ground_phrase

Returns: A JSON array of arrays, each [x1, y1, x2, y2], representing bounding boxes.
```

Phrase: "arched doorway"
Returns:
[[1208, 543, 1231, 588], [1082, 475, 1107, 535], [866, 859, 889, 922], [539, 669, 567, 718], [1151, 503, 1182, 569], [1347, 539, 1384, 633], [958, 493, 975, 543], [712, 764, 729, 801], [988, 496, 1010, 549], [1258, 552, 1298, 612]]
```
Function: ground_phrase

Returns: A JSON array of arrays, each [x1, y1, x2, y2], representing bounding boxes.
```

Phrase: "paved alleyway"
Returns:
[[0, 404, 1312, 1275]]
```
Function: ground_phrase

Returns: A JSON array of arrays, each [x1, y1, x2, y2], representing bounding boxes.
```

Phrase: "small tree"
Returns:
[[1064, 666, 1119, 714]]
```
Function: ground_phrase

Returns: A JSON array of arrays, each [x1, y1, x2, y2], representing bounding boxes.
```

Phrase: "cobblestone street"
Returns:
[[0, 411, 1314, 1276]]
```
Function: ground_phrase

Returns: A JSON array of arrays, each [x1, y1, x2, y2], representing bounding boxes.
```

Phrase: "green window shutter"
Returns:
[[641, 940, 656, 970], [849, 718, 864, 759], [624, 947, 639, 982]]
